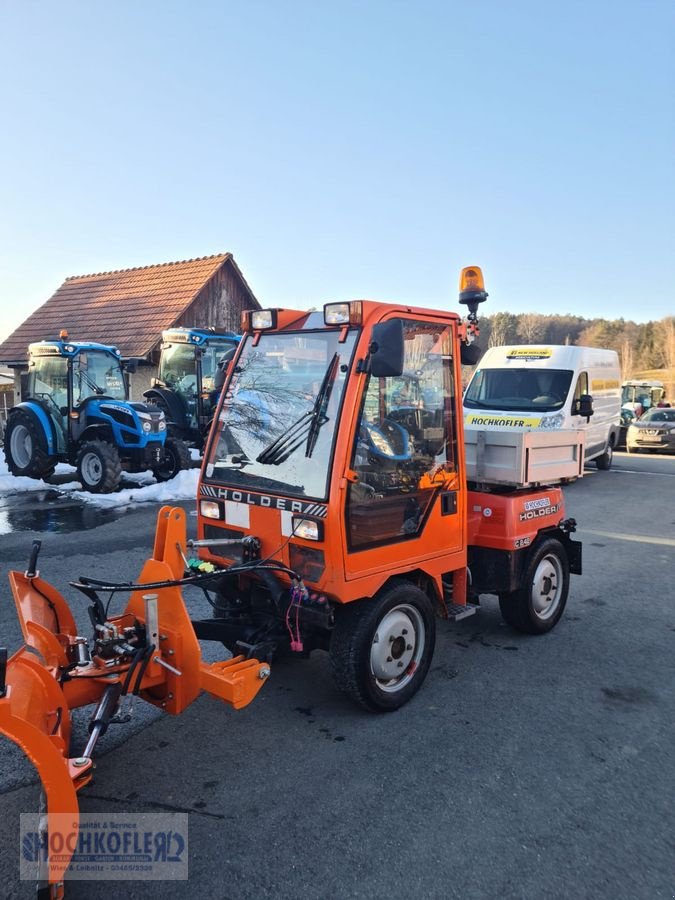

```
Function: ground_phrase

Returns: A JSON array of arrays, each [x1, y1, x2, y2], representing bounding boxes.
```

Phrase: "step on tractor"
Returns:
[[0, 268, 582, 896], [143, 327, 240, 453], [3, 335, 190, 492]]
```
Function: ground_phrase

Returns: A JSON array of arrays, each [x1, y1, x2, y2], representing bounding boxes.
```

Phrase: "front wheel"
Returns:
[[153, 438, 191, 482], [499, 538, 570, 635], [3, 409, 55, 479], [76, 441, 122, 493], [330, 582, 436, 712]]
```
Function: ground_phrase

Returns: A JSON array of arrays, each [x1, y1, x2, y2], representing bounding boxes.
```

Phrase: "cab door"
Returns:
[[343, 317, 464, 580], [572, 370, 602, 458]]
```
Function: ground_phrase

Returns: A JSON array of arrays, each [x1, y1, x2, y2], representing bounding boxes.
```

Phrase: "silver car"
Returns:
[[626, 407, 675, 454]]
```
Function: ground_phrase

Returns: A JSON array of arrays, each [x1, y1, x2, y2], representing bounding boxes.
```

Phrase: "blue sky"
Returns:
[[0, 0, 673, 343]]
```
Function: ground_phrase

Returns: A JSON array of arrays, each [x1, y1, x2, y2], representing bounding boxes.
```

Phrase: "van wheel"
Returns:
[[499, 538, 569, 634], [4, 409, 55, 479], [330, 582, 436, 712], [76, 441, 122, 493], [595, 439, 614, 470]]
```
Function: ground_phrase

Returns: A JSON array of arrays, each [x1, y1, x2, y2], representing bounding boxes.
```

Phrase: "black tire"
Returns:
[[153, 437, 191, 482], [329, 581, 436, 712], [595, 438, 614, 470], [499, 538, 570, 635], [76, 441, 122, 493], [3, 409, 55, 479]]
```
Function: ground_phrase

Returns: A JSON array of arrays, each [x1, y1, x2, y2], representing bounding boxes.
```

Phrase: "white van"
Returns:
[[463, 345, 622, 469]]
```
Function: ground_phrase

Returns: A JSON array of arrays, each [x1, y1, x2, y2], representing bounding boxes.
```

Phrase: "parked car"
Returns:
[[626, 407, 675, 454]]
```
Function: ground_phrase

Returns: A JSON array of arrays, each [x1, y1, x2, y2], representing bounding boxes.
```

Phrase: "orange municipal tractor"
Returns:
[[0, 267, 581, 897], [192, 266, 582, 710]]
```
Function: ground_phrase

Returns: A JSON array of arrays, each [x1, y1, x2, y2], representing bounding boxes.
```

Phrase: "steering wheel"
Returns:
[[362, 419, 412, 461], [387, 406, 438, 432]]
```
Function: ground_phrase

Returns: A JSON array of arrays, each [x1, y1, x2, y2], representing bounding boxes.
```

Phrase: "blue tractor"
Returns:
[[3, 335, 188, 493], [143, 327, 240, 451]]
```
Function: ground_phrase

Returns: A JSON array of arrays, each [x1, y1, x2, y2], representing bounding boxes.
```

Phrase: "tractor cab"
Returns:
[[621, 379, 666, 416], [146, 327, 240, 449], [25, 340, 128, 450]]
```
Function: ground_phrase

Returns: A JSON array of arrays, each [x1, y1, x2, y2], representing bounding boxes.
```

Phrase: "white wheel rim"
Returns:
[[531, 554, 564, 620], [10, 424, 32, 468], [80, 452, 103, 485], [370, 603, 425, 693]]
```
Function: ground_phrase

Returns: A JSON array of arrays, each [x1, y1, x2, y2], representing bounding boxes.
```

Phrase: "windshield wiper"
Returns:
[[256, 353, 340, 466], [79, 370, 105, 395], [305, 352, 340, 457]]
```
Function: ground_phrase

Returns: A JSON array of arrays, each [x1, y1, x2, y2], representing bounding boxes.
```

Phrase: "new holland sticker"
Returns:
[[505, 348, 552, 360]]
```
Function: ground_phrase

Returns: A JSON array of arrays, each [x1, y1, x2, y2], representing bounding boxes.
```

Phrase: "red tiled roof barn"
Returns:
[[0, 253, 259, 366]]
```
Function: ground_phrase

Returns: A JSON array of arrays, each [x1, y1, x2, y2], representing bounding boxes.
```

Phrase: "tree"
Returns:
[[517, 313, 547, 344], [488, 312, 518, 347], [619, 339, 634, 379], [658, 317, 675, 369]]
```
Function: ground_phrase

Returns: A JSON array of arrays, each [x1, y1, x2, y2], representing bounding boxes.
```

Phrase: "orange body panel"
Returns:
[[468, 487, 567, 551]]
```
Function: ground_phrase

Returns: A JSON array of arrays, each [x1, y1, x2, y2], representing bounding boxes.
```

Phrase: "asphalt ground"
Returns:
[[0, 451, 674, 899]]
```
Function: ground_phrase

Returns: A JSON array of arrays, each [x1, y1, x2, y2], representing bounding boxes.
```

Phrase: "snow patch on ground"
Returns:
[[0, 455, 199, 507]]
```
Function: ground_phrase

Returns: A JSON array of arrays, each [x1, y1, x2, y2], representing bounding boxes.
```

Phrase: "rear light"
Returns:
[[200, 500, 221, 520], [323, 301, 362, 326], [292, 517, 324, 541]]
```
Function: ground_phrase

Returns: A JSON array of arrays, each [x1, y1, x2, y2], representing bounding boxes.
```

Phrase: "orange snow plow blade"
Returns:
[[0, 650, 80, 898], [0, 506, 270, 897]]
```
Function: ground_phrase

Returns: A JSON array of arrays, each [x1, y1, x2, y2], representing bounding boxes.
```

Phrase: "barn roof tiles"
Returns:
[[0, 253, 257, 364]]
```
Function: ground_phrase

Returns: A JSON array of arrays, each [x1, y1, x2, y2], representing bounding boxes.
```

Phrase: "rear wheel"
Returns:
[[153, 437, 191, 482], [595, 438, 614, 470], [76, 441, 122, 493], [499, 538, 570, 635], [3, 409, 55, 479], [330, 582, 436, 712]]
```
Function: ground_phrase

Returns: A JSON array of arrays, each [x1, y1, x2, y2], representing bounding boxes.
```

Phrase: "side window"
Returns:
[[574, 372, 589, 402], [347, 320, 457, 551]]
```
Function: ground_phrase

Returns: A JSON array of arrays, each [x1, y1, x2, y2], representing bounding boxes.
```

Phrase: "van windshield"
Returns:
[[464, 368, 573, 413]]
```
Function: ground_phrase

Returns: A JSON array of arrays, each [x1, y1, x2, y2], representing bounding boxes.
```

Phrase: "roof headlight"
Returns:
[[324, 301, 362, 326], [250, 309, 277, 330]]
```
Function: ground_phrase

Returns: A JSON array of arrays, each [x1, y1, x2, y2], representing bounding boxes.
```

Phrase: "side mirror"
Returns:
[[460, 343, 483, 366], [124, 359, 138, 374], [573, 394, 594, 419], [369, 319, 404, 378]]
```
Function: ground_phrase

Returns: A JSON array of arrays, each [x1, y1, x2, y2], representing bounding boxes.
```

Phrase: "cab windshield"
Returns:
[[204, 329, 358, 500], [464, 367, 573, 413], [73, 351, 126, 404], [159, 344, 198, 396]]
